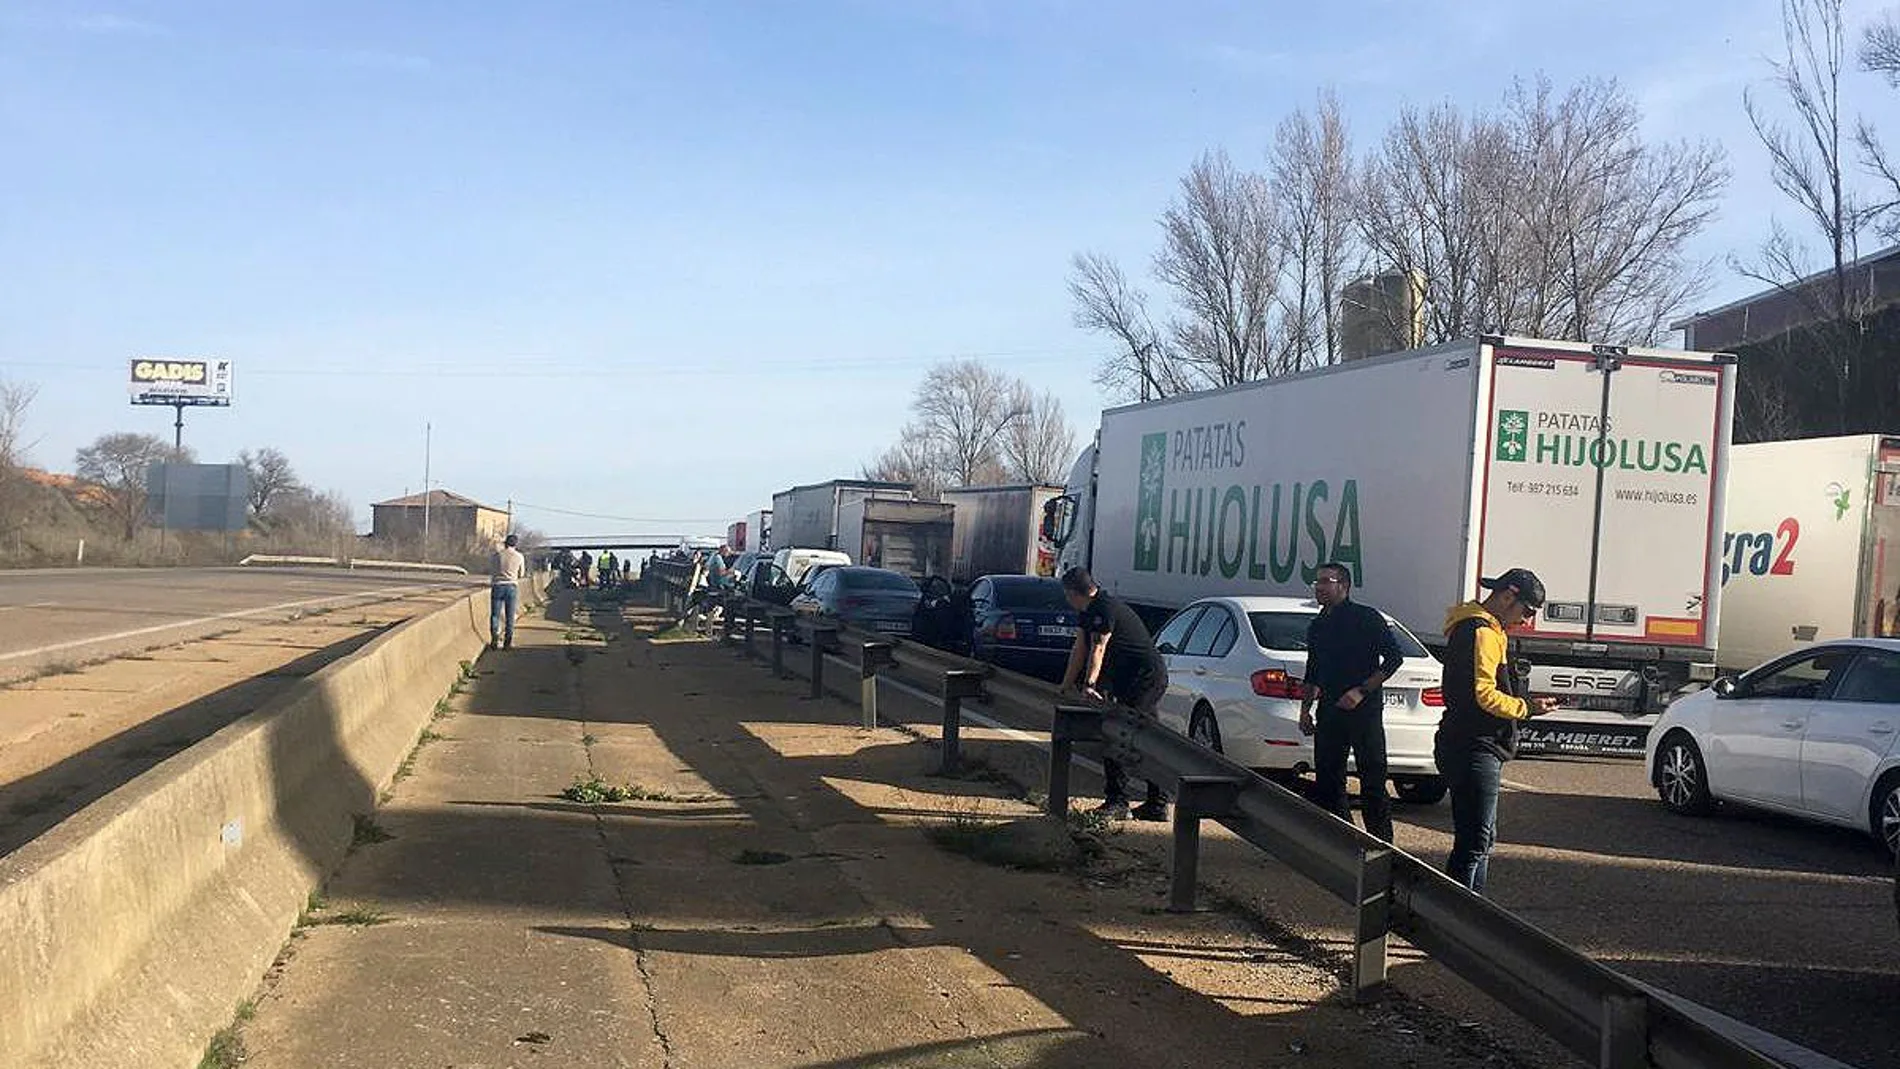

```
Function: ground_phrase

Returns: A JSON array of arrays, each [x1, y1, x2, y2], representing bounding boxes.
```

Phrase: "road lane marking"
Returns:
[[0, 602, 59, 614], [0, 584, 451, 663]]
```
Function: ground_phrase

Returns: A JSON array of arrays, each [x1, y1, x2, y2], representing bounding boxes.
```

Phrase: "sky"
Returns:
[[4, 0, 1899, 540]]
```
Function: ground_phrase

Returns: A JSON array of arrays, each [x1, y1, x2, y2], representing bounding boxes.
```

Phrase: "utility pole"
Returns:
[[421, 422, 432, 563]]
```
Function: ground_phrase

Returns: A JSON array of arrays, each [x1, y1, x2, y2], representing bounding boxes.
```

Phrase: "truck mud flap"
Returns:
[[1517, 720, 1650, 758]]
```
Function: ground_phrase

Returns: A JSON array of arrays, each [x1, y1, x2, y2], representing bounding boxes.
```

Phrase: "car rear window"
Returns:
[[841, 569, 920, 592], [1248, 611, 1430, 658], [989, 578, 1070, 611]]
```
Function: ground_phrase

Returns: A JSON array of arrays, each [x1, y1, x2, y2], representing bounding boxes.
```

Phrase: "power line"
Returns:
[[509, 500, 729, 525]]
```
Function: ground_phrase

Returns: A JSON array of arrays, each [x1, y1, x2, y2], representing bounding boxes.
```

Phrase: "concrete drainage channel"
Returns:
[[0, 577, 546, 1069], [660, 570, 1850, 1069]]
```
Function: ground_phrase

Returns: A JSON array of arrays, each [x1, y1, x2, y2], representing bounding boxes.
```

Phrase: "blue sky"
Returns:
[[3, 0, 1897, 539]]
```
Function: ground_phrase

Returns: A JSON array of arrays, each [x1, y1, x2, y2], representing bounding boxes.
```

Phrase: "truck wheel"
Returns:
[[1655, 732, 1713, 816], [1871, 771, 1900, 859], [1393, 776, 1447, 805], [1189, 705, 1223, 754]]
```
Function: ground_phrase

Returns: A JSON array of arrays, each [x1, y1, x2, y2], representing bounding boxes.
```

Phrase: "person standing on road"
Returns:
[[578, 550, 594, 589], [1058, 566, 1170, 822], [1435, 567, 1559, 894], [489, 534, 527, 651], [1298, 562, 1405, 842]]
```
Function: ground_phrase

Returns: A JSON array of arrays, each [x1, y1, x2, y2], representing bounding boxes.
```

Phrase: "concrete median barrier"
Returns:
[[0, 576, 545, 1069]]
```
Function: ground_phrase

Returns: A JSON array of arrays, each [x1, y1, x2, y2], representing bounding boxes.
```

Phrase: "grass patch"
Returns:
[[39, 660, 81, 677], [648, 624, 701, 644], [300, 907, 393, 929], [581, 733, 599, 747], [196, 1011, 250, 1069], [419, 728, 445, 745], [561, 775, 636, 803], [351, 814, 394, 848], [926, 810, 1109, 873], [562, 629, 581, 641], [458, 659, 476, 681], [733, 849, 795, 866], [432, 697, 453, 720]]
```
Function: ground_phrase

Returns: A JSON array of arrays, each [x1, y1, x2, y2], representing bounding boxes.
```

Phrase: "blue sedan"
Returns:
[[965, 576, 1078, 683]]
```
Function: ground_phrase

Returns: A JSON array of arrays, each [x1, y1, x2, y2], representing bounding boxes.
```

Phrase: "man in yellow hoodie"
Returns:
[[1436, 568, 1559, 894]]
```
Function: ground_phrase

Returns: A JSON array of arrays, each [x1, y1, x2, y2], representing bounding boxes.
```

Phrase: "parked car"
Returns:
[[963, 575, 1077, 683], [1646, 639, 1900, 858], [1152, 596, 1448, 803], [790, 566, 923, 637], [773, 547, 852, 587]]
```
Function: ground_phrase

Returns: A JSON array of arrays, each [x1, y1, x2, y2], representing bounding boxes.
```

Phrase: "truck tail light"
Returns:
[[1250, 669, 1304, 700], [1422, 687, 1445, 707], [995, 614, 1018, 641]]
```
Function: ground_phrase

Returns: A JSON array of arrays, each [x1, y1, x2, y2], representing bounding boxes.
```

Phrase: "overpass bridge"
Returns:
[[538, 534, 714, 553]]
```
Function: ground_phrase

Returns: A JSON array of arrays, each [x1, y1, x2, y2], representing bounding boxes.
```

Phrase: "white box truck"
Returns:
[[771, 480, 914, 551], [941, 484, 1065, 584], [1717, 434, 1900, 671], [1048, 335, 1737, 755], [836, 497, 955, 580]]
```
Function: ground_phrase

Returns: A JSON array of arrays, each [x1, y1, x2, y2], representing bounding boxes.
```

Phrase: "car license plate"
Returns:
[[1384, 689, 1414, 708], [1040, 625, 1078, 638], [875, 621, 909, 633]]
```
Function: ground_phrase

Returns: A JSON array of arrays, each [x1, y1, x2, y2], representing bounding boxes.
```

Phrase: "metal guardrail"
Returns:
[[238, 554, 472, 576], [640, 576, 1799, 1069]]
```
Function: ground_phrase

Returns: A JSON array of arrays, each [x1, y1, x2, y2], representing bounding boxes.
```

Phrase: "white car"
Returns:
[[1646, 638, 1900, 857], [1152, 596, 1448, 804]]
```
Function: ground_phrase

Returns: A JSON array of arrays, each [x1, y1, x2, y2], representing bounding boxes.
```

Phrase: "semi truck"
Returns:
[[1046, 335, 1737, 756], [940, 484, 1064, 584], [771, 479, 914, 552], [747, 509, 773, 553], [1717, 434, 1900, 671], [837, 498, 954, 580]]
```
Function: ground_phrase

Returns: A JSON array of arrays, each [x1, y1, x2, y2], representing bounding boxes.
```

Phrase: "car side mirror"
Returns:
[[1157, 643, 1177, 656], [1711, 676, 1739, 698]]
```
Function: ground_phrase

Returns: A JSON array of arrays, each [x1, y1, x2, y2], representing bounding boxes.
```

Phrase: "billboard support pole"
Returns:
[[172, 402, 185, 454]]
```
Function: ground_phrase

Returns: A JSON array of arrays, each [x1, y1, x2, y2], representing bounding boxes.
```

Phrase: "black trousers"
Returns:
[[1101, 673, 1167, 806], [1311, 701, 1393, 841]]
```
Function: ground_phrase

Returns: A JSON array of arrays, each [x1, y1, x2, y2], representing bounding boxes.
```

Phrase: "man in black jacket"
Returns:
[[1436, 568, 1559, 894], [1060, 567, 1170, 822], [1299, 562, 1405, 841]]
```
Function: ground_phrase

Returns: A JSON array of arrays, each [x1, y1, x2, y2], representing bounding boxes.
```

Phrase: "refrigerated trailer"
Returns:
[[1048, 335, 1737, 754], [1717, 434, 1900, 671]]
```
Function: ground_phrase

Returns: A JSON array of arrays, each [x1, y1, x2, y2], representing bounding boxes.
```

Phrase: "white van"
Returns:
[[772, 548, 852, 587]]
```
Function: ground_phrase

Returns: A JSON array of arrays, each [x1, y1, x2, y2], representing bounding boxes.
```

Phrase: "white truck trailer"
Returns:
[[941, 484, 1065, 584], [1717, 434, 1900, 671], [771, 480, 914, 552], [1048, 335, 1737, 755]]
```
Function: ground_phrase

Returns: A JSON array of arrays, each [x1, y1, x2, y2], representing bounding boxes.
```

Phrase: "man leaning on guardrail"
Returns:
[[1059, 566, 1170, 822], [1436, 567, 1559, 894]]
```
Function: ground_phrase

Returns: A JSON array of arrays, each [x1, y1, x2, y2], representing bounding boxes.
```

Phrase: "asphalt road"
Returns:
[[0, 567, 472, 679]]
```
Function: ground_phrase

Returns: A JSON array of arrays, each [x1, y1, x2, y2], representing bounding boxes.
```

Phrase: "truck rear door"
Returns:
[[1476, 342, 1732, 655]]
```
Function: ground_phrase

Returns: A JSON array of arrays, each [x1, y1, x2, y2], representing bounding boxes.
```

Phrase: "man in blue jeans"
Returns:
[[1435, 568, 1558, 894], [490, 534, 526, 650]]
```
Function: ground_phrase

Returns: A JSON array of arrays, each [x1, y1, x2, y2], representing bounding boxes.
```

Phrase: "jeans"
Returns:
[[1101, 674, 1167, 807], [489, 582, 520, 646], [1438, 741, 1503, 894], [1312, 701, 1393, 841]]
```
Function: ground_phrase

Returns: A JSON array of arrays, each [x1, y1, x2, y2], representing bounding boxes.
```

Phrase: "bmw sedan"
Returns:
[[1153, 596, 1448, 803], [1646, 638, 1900, 857], [965, 575, 1078, 683], [790, 566, 923, 638]]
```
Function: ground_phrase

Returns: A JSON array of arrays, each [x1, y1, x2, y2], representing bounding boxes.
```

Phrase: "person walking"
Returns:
[[489, 533, 527, 650], [600, 550, 618, 590], [1435, 567, 1559, 894], [578, 550, 594, 589], [1298, 562, 1405, 842], [1058, 566, 1170, 822]]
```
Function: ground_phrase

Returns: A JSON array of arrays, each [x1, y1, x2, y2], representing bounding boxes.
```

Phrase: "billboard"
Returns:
[[146, 462, 250, 532], [130, 358, 233, 407]]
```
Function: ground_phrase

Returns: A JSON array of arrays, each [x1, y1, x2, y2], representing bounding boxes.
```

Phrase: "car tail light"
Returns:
[[995, 614, 1018, 641], [1250, 669, 1304, 700], [1421, 687, 1445, 707], [840, 596, 869, 610]]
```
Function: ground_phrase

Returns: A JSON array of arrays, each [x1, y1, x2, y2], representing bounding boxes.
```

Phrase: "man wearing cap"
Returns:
[[490, 533, 527, 651], [1436, 567, 1559, 894]]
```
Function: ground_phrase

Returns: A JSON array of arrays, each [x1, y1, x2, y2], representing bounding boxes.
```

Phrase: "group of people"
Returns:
[[550, 547, 635, 590], [1055, 562, 1555, 897]]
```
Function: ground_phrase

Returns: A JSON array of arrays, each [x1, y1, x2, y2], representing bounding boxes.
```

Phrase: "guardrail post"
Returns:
[[769, 609, 793, 678], [808, 621, 838, 700], [1048, 704, 1105, 817], [859, 641, 896, 729], [1169, 776, 1244, 913], [1352, 846, 1395, 999], [1599, 994, 1648, 1069], [938, 670, 985, 774]]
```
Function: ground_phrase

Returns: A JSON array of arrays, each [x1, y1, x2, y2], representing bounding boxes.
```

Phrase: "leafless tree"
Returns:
[[271, 487, 357, 543], [75, 432, 179, 540], [1272, 94, 1357, 369], [0, 380, 40, 539], [1068, 252, 1183, 400], [237, 447, 304, 527], [1859, 10, 1900, 238], [863, 425, 947, 501], [1153, 150, 1284, 386], [911, 360, 1026, 489], [1000, 386, 1076, 485]]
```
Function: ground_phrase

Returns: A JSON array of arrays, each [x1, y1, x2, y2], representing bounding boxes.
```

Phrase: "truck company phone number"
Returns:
[[1507, 480, 1581, 498]]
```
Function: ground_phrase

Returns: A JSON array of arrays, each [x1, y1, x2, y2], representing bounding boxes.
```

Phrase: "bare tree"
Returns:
[[237, 447, 304, 527], [911, 360, 1025, 489], [1272, 93, 1357, 369], [1859, 10, 1900, 238], [0, 380, 40, 539], [75, 432, 177, 540], [1000, 386, 1076, 485], [863, 425, 947, 501], [1153, 150, 1284, 387], [1069, 251, 1180, 401]]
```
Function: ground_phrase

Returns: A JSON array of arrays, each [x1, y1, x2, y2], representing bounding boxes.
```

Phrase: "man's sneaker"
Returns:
[[503, 638, 514, 650], [487, 640, 498, 651], [1131, 800, 1170, 823], [1093, 799, 1131, 820]]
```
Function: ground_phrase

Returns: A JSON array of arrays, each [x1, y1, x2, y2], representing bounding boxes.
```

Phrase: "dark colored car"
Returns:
[[791, 566, 922, 637], [966, 575, 1078, 683]]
